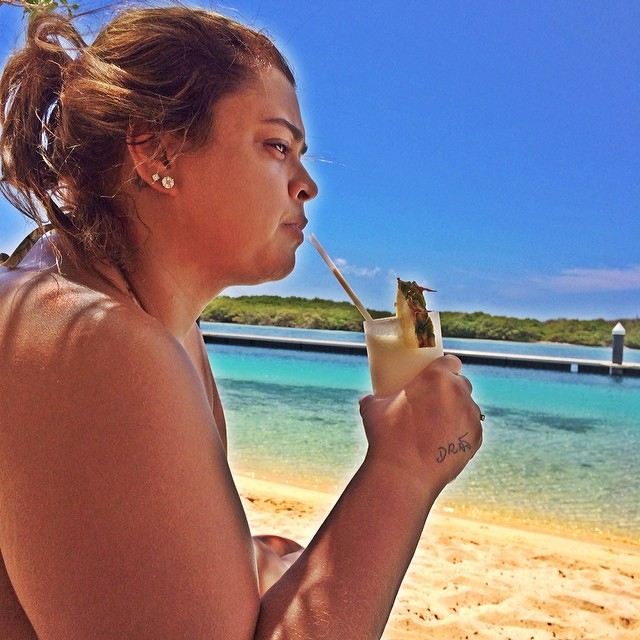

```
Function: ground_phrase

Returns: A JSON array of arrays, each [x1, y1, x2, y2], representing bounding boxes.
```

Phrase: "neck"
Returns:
[[45, 231, 210, 342], [115, 177, 231, 339], [120, 246, 220, 342]]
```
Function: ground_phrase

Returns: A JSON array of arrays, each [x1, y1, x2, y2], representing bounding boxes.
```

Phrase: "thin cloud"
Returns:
[[334, 258, 381, 278], [533, 265, 640, 293]]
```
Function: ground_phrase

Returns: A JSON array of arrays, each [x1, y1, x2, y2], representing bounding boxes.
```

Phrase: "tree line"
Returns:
[[201, 296, 639, 349]]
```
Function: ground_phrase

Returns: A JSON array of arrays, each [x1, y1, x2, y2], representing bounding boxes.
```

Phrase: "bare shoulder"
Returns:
[[0, 270, 259, 639], [1, 267, 186, 392], [0, 267, 219, 444]]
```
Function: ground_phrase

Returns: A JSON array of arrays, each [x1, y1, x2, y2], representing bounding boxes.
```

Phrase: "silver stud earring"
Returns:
[[151, 172, 160, 183], [161, 176, 175, 190]]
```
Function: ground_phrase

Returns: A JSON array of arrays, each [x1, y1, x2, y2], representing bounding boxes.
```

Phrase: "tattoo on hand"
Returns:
[[436, 433, 472, 463]]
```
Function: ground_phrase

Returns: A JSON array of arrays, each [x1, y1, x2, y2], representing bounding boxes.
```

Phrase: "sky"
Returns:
[[0, 0, 638, 320]]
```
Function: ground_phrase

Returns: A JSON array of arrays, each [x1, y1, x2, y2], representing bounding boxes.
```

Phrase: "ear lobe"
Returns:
[[126, 135, 178, 196]]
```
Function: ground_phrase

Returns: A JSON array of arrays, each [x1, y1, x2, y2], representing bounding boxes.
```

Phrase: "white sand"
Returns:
[[236, 475, 640, 640]]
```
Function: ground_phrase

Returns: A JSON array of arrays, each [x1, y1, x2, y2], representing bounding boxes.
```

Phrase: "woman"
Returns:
[[0, 6, 482, 639]]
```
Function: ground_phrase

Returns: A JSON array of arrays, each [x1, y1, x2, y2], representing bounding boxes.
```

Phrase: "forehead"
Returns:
[[211, 67, 303, 136]]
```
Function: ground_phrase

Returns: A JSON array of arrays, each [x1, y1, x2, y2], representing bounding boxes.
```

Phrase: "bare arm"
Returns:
[[0, 313, 260, 639], [255, 355, 482, 638], [184, 324, 305, 597]]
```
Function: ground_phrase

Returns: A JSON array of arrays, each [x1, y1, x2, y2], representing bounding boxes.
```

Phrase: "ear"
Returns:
[[126, 134, 179, 197]]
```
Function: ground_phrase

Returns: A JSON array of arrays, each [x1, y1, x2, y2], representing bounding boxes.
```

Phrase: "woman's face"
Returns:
[[174, 67, 318, 288]]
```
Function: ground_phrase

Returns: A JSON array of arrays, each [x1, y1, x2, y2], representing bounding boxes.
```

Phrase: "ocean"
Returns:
[[202, 323, 640, 543]]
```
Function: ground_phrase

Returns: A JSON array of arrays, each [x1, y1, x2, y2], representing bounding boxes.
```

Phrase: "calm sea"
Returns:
[[203, 323, 640, 542]]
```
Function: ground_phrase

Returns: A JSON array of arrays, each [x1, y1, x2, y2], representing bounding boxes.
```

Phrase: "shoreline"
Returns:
[[431, 500, 640, 549], [235, 473, 640, 551], [232, 469, 640, 547], [235, 474, 640, 639]]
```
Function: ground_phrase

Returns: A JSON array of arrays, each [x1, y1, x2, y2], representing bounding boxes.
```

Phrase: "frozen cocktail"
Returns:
[[308, 235, 443, 396], [364, 308, 443, 396]]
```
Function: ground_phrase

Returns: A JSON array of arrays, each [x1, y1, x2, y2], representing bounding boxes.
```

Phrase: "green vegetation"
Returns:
[[202, 295, 390, 333], [441, 312, 640, 349], [202, 296, 640, 349]]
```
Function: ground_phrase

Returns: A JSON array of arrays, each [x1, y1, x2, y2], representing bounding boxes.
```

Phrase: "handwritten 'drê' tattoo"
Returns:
[[436, 433, 472, 463]]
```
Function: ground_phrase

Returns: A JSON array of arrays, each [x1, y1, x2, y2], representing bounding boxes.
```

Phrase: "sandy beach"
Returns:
[[236, 475, 639, 640]]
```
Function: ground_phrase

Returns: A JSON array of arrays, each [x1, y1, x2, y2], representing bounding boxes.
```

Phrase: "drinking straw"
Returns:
[[307, 233, 373, 322]]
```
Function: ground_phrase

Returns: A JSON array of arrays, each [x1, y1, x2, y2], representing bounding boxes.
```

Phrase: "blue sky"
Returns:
[[1, 1, 638, 320]]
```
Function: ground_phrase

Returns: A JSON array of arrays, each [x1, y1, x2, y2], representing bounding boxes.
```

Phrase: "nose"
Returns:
[[290, 164, 318, 202]]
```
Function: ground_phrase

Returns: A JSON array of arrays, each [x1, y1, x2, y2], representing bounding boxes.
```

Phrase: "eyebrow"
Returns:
[[262, 117, 308, 155]]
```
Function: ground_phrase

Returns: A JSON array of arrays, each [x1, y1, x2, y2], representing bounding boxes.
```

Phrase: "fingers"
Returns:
[[362, 354, 473, 405], [359, 353, 484, 490], [472, 404, 485, 448], [457, 373, 473, 394], [417, 355, 472, 394], [359, 393, 375, 418], [430, 354, 462, 374], [463, 401, 484, 449]]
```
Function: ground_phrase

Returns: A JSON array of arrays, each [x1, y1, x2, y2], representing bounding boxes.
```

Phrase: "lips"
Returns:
[[282, 219, 306, 243], [282, 215, 307, 240], [283, 217, 308, 232]]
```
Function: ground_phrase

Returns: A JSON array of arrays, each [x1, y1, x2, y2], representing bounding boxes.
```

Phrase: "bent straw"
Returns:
[[307, 233, 373, 322]]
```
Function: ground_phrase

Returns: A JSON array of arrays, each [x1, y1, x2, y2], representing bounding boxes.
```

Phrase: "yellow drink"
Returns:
[[363, 311, 443, 396]]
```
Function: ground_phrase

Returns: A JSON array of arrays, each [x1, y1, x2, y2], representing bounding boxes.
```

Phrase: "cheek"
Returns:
[[189, 164, 281, 239]]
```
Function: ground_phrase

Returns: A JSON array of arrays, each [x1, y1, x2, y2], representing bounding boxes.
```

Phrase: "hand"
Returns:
[[359, 355, 483, 494]]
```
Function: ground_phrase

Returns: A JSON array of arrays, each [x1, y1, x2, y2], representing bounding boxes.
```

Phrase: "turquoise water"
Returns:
[[206, 329, 640, 542]]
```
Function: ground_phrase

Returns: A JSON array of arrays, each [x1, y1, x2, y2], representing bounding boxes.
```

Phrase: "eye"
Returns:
[[267, 140, 290, 157]]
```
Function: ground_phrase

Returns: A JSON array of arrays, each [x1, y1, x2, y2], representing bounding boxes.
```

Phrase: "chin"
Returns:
[[234, 256, 296, 287], [260, 266, 295, 284], [258, 256, 296, 284]]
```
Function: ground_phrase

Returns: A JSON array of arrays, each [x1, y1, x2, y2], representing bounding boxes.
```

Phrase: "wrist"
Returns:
[[361, 449, 443, 516]]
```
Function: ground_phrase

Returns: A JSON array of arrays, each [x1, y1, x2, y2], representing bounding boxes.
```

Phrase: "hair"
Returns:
[[0, 5, 294, 268]]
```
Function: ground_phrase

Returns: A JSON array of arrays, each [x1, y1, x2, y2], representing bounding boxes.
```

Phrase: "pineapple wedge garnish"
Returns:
[[395, 278, 437, 348]]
